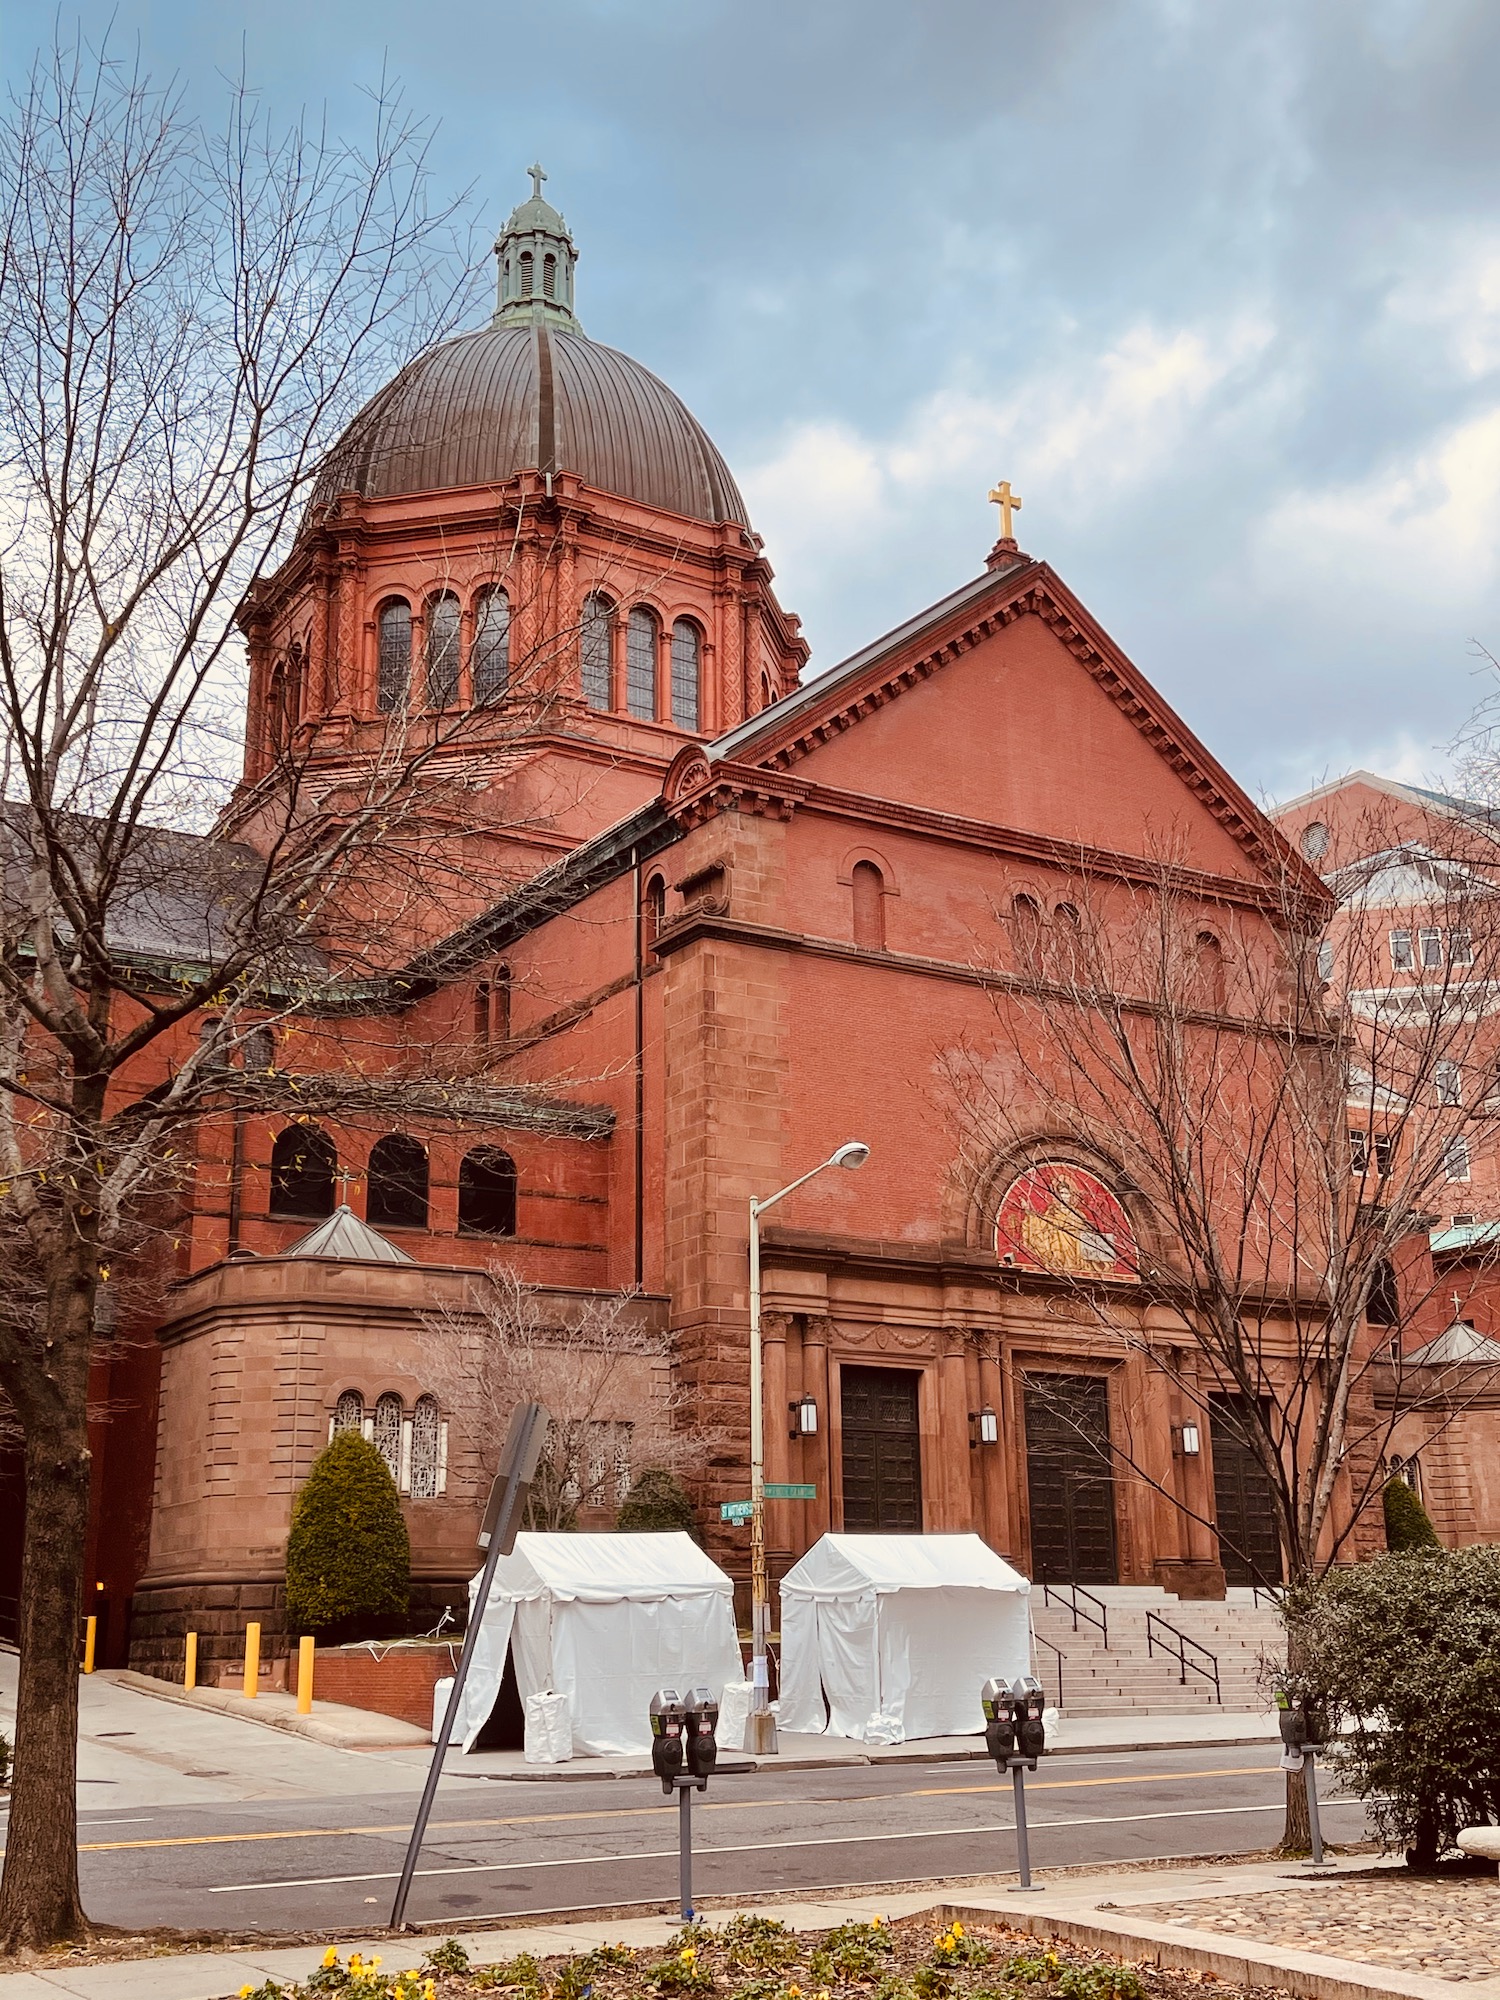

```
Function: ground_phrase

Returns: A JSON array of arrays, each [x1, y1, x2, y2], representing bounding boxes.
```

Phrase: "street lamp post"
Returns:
[[746, 1139, 870, 1755]]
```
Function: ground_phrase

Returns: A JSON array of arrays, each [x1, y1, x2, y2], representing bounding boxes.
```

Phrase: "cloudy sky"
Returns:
[[12, 0, 1500, 802]]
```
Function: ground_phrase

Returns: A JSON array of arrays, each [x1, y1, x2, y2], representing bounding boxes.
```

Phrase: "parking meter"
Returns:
[[1013, 1675, 1047, 1767], [650, 1688, 685, 1794], [981, 1677, 1017, 1766], [683, 1687, 719, 1785]]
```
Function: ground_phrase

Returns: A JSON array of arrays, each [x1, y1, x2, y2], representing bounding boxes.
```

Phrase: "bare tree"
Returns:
[[0, 31, 549, 1948], [423, 1269, 719, 1533], [941, 814, 1500, 1844]]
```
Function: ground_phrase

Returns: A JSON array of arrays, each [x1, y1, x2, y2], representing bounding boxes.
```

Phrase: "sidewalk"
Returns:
[[109, 1670, 1281, 1775], [3, 1854, 1489, 2000]]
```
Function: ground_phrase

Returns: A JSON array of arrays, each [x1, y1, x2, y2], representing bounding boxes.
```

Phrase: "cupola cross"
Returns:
[[528, 162, 548, 199], [988, 479, 1022, 539]]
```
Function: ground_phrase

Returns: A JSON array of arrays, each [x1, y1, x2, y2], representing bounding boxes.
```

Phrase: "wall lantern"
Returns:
[[1173, 1422, 1202, 1457], [789, 1393, 818, 1439], [969, 1405, 1000, 1449]]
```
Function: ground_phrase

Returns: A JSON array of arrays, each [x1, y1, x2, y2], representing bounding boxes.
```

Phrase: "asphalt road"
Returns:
[[23, 1746, 1370, 1935]]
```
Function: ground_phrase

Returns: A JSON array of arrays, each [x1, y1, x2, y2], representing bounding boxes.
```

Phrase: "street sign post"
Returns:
[[763, 1482, 816, 1500]]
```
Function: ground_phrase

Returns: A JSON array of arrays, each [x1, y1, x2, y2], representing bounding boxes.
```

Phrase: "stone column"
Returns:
[[801, 1314, 832, 1541], [939, 1331, 973, 1530]]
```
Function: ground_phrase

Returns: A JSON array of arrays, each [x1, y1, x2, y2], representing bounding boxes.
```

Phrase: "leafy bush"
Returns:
[[616, 1467, 702, 1545], [284, 1430, 410, 1638], [1284, 1545, 1500, 1865], [721, 1916, 799, 1973], [1058, 1968, 1145, 2000], [1383, 1476, 1442, 1553], [422, 1945, 471, 1978]]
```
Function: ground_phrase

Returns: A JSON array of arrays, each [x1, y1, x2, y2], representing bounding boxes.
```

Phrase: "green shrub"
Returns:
[[284, 1430, 409, 1638], [1284, 1545, 1500, 1865], [1382, 1476, 1442, 1553], [616, 1467, 702, 1545]]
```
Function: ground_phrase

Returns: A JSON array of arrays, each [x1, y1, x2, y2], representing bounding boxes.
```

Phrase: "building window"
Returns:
[[459, 1147, 517, 1235], [543, 252, 557, 299], [670, 619, 701, 731], [1367, 1260, 1399, 1327], [474, 980, 491, 1045], [1349, 1128, 1394, 1176], [332, 1390, 364, 1437], [242, 1025, 275, 1073], [410, 1395, 443, 1499], [270, 1125, 337, 1220], [1436, 1062, 1463, 1107], [367, 1133, 429, 1231], [1194, 931, 1227, 1009], [424, 593, 461, 710], [1387, 1453, 1422, 1499], [626, 607, 658, 720], [1300, 821, 1330, 862], [1450, 930, 1474, 968], [1012, 894, 1043, 973], [581, 593, 614, 709], [493, 966, 511, 1039], [198, 1019, 229, 1075], [1316, 940, 1335, 982], [1390, 929, 1413, 971], [472, 588, 511, 705], [1420, 928, 1443, 969], [643, 874, 666, 951], [520, 250, 533, 296], [373, 1392, 403, 1480], [851, 861, 886, 950], [377, 599, 411, 714], [1443, 1133, 1472, 1181]]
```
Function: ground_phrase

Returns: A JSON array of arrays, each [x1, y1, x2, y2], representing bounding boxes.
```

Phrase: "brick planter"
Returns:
[[309, 1642, 461, 1727]]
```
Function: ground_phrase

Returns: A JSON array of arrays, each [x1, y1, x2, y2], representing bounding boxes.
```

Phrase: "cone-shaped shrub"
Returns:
[[1382, 1475, 1442, 1553], [285, 1430, 410, 1636], [615, 1467, 702, 1545]]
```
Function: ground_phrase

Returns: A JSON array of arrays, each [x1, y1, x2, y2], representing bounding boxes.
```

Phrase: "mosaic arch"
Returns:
[[995, 1162, 1139, 1279]]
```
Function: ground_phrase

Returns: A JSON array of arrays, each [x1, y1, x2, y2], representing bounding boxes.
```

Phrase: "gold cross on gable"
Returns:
[[988, 480, 1022, 538]]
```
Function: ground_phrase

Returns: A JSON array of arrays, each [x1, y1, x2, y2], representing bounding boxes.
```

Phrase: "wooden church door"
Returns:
[[1023, 1373, 1118, 1584], [840, 1366, 922, 1531]]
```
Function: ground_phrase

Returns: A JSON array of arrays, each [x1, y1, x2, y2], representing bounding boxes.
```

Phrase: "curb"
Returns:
[[108, 1671, 428, 1750]]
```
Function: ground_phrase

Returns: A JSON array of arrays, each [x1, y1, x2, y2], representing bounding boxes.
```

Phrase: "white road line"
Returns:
[[207, 1797, 1359, 1895]]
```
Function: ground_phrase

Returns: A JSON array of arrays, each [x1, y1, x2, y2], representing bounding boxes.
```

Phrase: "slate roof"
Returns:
[[1405, 1320, 1500, 1366], [282, 1205, 414, 1263]]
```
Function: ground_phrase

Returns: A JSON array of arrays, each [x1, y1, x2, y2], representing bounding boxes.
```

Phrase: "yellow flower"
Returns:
[[951, 1925, 964, 1940], [240, 1986, 255, 1997], [324, 1951, 340, 1969], [370, 1961, 383, 1972], [872, 1917, 884, 1929]]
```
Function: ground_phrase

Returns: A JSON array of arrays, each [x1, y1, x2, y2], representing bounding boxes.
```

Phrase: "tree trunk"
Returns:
[[0, 1413, 92, 1948], [1278, 1764, 1311, 1856]]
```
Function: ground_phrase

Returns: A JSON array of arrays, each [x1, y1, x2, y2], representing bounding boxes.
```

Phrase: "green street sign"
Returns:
[[764, 1482, 816, 1500], [720, 1499, 754, 1522]]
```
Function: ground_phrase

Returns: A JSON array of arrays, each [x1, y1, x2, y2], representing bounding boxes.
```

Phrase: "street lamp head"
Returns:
[[830, 1141, 870, 1171]]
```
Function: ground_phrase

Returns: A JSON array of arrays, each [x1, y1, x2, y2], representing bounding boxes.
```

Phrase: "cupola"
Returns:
[[492, 163, 579, 329]]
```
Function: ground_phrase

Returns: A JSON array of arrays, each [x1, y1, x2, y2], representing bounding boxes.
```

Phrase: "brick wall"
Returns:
[[310, 1643, 459, 1727]]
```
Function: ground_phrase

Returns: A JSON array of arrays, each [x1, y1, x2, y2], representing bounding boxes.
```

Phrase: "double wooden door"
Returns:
[[840, 1366, 922, 1531], [1024, 1373, 1118, 1583], [1208, 1394, 1283, 1586]]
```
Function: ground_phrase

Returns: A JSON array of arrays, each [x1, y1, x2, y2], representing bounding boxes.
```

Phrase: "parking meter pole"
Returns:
[[390, 1402, 548, 1930], [1304, 1748, 1331, 1868], [678, 1779, 693, 1921], [1008, 1761, 1045, 1891]]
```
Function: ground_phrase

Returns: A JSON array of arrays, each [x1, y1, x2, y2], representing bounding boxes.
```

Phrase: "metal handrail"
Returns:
[[1040, 1576, 1110, 1649], [1145, 1609, 1221, 1702], [1249, 1583, 1284, 1610], [1032, 1630, 1065, 1712]]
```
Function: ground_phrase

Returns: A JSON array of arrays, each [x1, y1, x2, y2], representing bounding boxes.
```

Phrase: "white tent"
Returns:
[[777, 1533, 1032, 1742], [459, 1531, 745, 1757]]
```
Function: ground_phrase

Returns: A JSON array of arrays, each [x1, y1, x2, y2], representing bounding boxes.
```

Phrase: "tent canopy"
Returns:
[[777, 1533, 1032, 1743], [780, 1532, 1030, 1600], [460, 1531, 744, 1758]]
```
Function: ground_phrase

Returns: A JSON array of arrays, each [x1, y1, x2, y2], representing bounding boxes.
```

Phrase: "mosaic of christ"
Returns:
[[995, 1163, 1139, 1278]]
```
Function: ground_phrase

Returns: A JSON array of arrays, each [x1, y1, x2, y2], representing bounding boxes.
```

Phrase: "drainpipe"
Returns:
[[632, 846, 645, 1288]]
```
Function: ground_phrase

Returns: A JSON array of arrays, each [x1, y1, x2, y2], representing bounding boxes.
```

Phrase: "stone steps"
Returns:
[[1027, 1585, 1284, 1719]]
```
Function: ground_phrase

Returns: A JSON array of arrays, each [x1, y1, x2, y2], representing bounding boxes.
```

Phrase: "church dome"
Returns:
[[319, 169, 751, 528]]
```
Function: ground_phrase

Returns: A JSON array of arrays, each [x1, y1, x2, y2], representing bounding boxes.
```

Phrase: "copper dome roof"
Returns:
[[321, 319, 752, 528]]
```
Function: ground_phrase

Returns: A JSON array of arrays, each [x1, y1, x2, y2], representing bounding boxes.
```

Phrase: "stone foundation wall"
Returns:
[[126, 1576, 467, 1678]]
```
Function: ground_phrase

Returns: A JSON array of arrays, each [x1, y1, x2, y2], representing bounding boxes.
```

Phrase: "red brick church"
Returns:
[[9, 174, 1368, 1671]]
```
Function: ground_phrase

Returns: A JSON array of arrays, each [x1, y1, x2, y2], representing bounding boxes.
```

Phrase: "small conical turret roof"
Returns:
[[283, 1204, 414, 1264]]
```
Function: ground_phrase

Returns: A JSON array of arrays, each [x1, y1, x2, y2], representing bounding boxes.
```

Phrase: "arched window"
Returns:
[[519, 250, 533, 296], [473, 588, 510, 705], [852, 861, 886, 950], [670, 619, 701, 730], [493, 965, 511, 1039], [242, 1025, 275, 1073], [626, 607, 658, 720], [424, 593, 461, 709], [459, 1147, 517, 1235], [410, 1394, 442, 1499], [373, 1392, 403, 1480], [332, 1390, 364, 1437], [1367, 1259, 1400, 1328], [1012, 894, 1043, 974], [377, 599, 411, 714], [198, 1019, 229, 1075], [643, 874, 666, 951], [1053, 903, 1083, 980], [270, 1125, 337, 1220], [580, 593, 614, 709], [543, 253, 557, 299], [761, 671, 774, 709], [1194, 931, 1227, 1010], [367, 1133, 429, 1230]]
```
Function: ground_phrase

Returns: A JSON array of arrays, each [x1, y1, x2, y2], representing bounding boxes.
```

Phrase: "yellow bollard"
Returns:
[[243, 1620, 261, 1699], [184, 1631, 198, 1691], [82, 1616, 96, 1674], [297, 1634, 315, 1715]]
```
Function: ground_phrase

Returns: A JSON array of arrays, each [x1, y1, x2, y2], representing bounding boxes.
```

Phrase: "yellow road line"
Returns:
[[68, 1764, 1277, 1855]]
